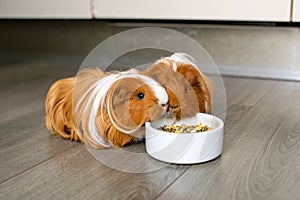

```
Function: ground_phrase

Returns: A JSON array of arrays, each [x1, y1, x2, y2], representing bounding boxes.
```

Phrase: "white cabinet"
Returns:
[[0, 0, 295, 21], [293, 0, 300, 21], [92, 0, 291, 21], [0, 0, 90, 18]]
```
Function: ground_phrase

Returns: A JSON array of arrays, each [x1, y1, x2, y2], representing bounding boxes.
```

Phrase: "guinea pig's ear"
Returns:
[[151, 73, 159, 81], [112, 84, 132, 106], [177, 64, 212, 113], [112, 85, 131, 106]]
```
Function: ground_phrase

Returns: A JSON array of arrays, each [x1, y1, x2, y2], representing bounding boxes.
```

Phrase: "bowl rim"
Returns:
[[146, 113, 224, 136]]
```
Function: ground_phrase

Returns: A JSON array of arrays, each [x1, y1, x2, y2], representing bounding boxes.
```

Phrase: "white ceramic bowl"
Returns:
[[145, 113, 224, 164]]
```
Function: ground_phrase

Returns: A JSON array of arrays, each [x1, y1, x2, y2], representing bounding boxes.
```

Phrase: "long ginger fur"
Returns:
[[45, 68, 168, 148], [45, 77, 80, 141]]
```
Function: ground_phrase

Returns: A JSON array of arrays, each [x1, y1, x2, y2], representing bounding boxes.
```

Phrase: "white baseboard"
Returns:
[[218, 66, 300, 81]]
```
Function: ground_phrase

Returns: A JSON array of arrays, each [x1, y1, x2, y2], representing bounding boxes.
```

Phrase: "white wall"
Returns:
[[93, 0, 291, 21]]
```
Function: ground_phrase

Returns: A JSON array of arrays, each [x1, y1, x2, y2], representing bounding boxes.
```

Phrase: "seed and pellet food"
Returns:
[[160, 123, 212, 133]]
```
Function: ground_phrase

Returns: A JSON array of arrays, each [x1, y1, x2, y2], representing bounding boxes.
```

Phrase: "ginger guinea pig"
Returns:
[[144, 53, 212, 121], [45, 68, 168, 148]]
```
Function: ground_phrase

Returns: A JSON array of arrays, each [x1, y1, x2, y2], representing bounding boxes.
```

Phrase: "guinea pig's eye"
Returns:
[[137, 92, 145, 100]]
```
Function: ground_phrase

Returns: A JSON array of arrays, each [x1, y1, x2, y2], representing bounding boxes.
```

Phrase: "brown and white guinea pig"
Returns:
[[144, 53, 212, 121], [45, 68, 168, 148]]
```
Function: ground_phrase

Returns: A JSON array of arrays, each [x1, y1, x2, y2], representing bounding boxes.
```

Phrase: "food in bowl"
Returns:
[[160, 123, 212, 133]]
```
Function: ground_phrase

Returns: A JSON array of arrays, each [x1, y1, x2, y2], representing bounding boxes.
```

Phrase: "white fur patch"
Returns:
[[170, 53, 196, 66], [168, 53, 198, 71], [80, 74, 121, 147], [136, 74, 169, 105], [171, 61, 177, 72]]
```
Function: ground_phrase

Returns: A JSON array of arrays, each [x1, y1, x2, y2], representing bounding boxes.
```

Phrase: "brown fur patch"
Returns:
[[144, 58, 212, 120]]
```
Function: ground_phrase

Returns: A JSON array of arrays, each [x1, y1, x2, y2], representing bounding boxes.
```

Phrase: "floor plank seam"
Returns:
[[0, 105, 44, 125], [153, 165, 191, 200], [0, 105, 43, 121], [223, 105, 251, 135], [250, 81, 279, 110], [0, 144, 76, 185], [3, 73, 73, 89], [0, 127, 45, 147]]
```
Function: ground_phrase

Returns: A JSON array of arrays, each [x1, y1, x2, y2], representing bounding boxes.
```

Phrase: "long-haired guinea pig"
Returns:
[[45, 68, 168, 148], [144, 53, 212, 121]]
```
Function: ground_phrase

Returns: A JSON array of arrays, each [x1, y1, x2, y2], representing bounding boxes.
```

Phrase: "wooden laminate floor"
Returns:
[[0, 60, 300, 200]]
